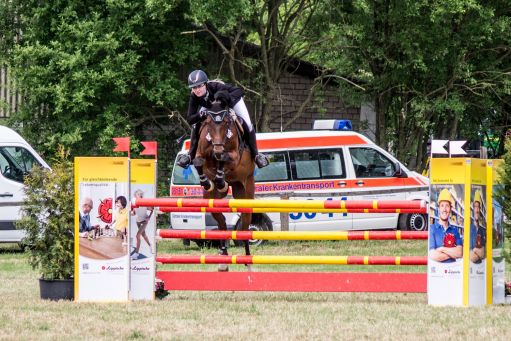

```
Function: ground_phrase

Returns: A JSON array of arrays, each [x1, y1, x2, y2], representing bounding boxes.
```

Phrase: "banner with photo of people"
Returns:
[[489, 159, 505, 304], [130, 159, 156, 300], [74, 157, 130, 302], [428, 158, 469, 306], [468, 159, 487, 306]]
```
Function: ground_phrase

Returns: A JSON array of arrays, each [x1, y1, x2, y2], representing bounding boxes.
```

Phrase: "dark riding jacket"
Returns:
[[187, 82, 244, 125]]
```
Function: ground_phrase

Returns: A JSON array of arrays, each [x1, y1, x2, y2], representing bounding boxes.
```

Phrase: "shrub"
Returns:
[[16, 151, 74, 280]]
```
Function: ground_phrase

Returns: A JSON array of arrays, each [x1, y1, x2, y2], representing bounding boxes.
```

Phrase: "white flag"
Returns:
[[431, 140, 449, 155]]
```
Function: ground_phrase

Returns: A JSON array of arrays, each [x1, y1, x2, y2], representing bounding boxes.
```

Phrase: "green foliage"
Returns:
[[312, 0, 511, 169], [8, 0, 200, 159], [497, 137, 511, 264], [16, 150, 74, 280]]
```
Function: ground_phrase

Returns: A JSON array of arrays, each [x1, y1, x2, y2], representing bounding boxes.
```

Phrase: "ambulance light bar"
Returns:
[[312, 119, 352, 131]]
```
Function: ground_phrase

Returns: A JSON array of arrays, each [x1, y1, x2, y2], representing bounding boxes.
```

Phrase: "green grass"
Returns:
[[0, 241, 510, 340]]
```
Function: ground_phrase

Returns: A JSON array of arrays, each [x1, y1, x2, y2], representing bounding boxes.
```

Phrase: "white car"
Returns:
[[0, 125, 50, 245]]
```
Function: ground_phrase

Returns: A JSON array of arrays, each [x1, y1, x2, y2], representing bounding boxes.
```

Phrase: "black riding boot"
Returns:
[[246, 129, 269, 168], [176, 124, 200, 168]]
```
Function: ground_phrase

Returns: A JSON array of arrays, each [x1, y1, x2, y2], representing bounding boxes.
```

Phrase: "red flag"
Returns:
[[112, 137, 130, 157], [140, 141, 157, 159]]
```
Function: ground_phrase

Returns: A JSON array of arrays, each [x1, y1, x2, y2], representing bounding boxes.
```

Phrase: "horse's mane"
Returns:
[[213, 90, 231, 108]]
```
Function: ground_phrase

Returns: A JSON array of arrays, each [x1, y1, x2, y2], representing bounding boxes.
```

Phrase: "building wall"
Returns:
[[0, 66, 22, 119], [264, 72, 361, 132]]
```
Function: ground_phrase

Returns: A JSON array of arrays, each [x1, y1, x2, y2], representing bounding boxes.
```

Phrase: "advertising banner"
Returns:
[[428, 158, 469, 306], [468, 159, 487, 306], [130, 159, 156, 300], [74, 157, 130, 302], [489, 159, 505, 304]]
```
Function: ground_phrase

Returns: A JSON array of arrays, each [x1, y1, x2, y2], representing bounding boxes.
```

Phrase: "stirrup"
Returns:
[[176, 154, 191, 168], [255, 154, 269, 168]]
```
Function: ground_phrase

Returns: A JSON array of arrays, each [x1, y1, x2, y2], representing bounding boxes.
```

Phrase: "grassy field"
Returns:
[[0, 240, 510, 341]]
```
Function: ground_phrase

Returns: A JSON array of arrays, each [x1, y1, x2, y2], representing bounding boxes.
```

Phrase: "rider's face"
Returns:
[[191, 83, 206, 97]]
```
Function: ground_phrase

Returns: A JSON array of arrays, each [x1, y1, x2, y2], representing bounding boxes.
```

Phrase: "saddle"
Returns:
[[228, 109, 247, 155]]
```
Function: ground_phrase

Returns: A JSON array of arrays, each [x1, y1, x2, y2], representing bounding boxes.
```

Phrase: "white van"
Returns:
[[0, 125, 50, 244], [169, 120, 429, 243]]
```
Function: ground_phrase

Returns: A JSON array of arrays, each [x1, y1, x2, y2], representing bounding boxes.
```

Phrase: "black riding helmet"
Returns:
[[188, 70, 209, 88]]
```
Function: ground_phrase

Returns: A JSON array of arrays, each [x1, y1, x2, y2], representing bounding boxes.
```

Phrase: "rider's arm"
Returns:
[[211, 82, 244, 106], [187, 95, 203, 125]]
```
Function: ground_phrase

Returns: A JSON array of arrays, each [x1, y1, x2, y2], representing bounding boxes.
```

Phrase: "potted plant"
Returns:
[[16, 149, 74, 300]]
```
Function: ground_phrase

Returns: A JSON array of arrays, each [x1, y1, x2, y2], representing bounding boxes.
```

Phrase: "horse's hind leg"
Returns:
[[232, 182, 254, 272], [211, 212, 229, 272]]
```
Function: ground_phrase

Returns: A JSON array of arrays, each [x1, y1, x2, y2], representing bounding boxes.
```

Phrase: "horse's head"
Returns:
[[202, 92, 238, 161]]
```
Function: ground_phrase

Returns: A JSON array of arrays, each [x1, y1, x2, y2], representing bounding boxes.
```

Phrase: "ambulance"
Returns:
[[169, 120, 429, 244], [0, 125, 50, 245]]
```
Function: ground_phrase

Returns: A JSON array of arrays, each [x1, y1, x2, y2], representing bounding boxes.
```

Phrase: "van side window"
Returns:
[[291, 150, 346, 180], [349, 147, 396, 178], [0, 147, 41, 183], [254, 152, 289, 182]]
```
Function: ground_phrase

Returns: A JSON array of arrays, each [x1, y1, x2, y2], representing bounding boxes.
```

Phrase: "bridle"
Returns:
[[202, 108, 236, 153]]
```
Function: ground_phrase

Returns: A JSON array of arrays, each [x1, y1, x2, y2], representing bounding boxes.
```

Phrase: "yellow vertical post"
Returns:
[[462, 158, 471, 307], [486, 160, 493, 304]]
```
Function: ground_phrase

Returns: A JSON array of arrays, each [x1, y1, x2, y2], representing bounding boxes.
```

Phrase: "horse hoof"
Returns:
[[218, 264, 229, 272], [245, 264, 255, 272], [202, 180, 215, 192], [218, 182, 229, 193]]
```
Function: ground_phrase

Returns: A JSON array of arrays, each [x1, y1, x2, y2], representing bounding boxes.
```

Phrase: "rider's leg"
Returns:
[[176, 123, 200, 168], [233, 98, 269, 168]]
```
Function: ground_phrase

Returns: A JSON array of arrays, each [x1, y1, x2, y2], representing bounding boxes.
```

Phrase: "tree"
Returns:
[[314, 0, 511, 169], [497, 136, 511, 263], [187, 0, 334, 132], [8, 0, 200, 160]]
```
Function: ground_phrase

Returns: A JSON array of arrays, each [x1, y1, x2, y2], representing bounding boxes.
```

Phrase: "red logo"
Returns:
[[476, 234, 482, 248], [102, 266, 106, 270], [443, 233, 457, 247], [98, 198, 113, 223]]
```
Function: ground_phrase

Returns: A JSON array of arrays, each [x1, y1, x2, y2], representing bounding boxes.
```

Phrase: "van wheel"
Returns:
[[234, 215, 272, 247], [399, 213, 427, 231]]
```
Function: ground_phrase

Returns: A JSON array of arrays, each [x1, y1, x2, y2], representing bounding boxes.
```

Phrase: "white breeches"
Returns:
[[232, 98, 253, 131], [200, 97, 253, 131]]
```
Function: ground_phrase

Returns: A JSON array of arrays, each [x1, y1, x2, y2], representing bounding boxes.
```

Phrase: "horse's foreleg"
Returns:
[[193, 157, 214, 192], [241, 213, 254, 272], [212, 212, 229, 272], [214, 161, 228, 193]]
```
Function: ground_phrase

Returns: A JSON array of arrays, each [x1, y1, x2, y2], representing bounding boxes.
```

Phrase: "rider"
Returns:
[[176, 70, 269, 169]]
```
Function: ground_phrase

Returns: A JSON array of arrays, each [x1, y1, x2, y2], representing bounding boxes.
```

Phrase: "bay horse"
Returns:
[[192, 91, 255, 271]]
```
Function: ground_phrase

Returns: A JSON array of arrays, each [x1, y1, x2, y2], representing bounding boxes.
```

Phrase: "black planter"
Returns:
[[39, 278, 74, 301]]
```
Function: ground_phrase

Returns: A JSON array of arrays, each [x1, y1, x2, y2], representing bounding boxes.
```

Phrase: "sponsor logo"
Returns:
[[444, 269, 461, 274], [101, 265, 125, 271], [131, 266, 150, 271]]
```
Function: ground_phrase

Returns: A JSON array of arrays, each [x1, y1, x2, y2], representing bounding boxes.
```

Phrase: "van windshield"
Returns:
[[172, 152, 290, 185], [0, 146, 42, 183], [172, 164, 200, 185]]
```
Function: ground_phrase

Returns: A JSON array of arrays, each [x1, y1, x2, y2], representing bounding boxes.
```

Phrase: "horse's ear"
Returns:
[[214, 90, 231, 108]]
